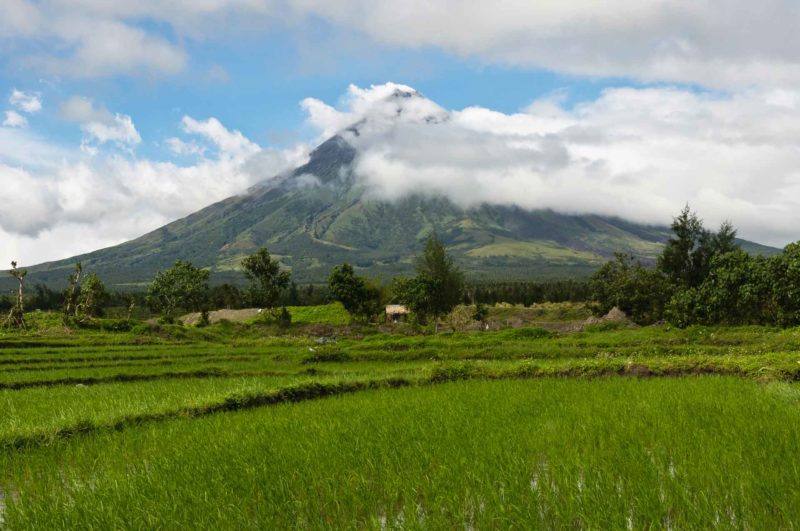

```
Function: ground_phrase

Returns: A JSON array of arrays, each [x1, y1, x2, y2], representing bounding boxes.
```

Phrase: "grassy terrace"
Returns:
[[1, 306, 800, 527]]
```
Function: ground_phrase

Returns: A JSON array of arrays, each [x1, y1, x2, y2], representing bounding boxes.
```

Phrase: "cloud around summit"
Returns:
[[303, 83, 800, 247]]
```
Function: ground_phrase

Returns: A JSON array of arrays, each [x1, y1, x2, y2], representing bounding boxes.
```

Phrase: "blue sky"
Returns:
[[0, 31, 626, 158], [1, 1, 800, 265]]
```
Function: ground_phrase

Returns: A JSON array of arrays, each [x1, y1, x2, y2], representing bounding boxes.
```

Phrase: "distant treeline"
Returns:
[[0, 282, 332, 315], [1, 279, 592, 315], [469, 281, 591, 306]]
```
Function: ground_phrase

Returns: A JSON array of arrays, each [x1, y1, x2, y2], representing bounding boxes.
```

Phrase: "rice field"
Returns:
[[1, 314, 800, 528]]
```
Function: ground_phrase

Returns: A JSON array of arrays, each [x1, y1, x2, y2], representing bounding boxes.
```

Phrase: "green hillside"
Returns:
[[13, 135, 778, 289]]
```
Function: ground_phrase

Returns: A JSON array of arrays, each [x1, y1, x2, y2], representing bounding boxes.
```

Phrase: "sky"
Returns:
[[1, 0, 800, 266]]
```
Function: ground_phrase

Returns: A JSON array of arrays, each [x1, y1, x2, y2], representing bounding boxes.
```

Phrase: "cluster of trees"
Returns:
[[591, 206, 800, 327], [2, 261, 110, 329], [326, 237, 468, 326], [145, 249, 295, 325]]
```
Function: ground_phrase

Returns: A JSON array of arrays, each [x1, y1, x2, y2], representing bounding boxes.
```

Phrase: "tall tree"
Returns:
[[328, 263, 382, 321], [657, 205, 710, 287], [241, 248, 290, 309], [5, 261, 27, 329], [146, 261, 210, 323], [63, 262, 82, 322], [395, 236, 465, 327], [657, 205, 740, 288]]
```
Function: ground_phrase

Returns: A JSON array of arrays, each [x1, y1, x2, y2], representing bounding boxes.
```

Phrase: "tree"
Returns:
[[76, 273, 108, 320], [394, 236, 465, 327], [328, 263, 382, 321], [657, 205, 711, 287], [712, 220, 739, 256], [241, 248, 290, 309], [590, 253, 670, 324], [5, 261, 27, 329], [209, 284, 245, 310], [657, 206, 741, 288], [769, 242, 800, 327], [63, 263, 83, 322], [146, 261, 210, 323]]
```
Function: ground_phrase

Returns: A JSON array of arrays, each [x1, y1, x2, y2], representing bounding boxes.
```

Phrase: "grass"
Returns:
[[2, 308, 800, 527], [3, 378, 800, 528]]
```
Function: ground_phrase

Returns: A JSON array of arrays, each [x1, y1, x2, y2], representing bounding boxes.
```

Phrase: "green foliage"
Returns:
[[62, 262, 83, 324], [146, 261, 210, 324], [241, 248, 291, 309], [328, 263, 382, 321], [588, 206, 800, 328], [472, 301, 489, 323], [672, 250, 773, 326], [77, 273, 108, 320], [590, 253, 670, 324], [394, 236, 465, 324], [470, 280, 591, 306], [277, 306, 292, 328], [657, 205, 712, 287], [500, 327, 554, 339], [657, 206, 741, 289], [769, 242, 800, 327]]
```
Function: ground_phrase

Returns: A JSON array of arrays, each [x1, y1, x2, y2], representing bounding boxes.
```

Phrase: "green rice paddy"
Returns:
[[2, 313, 800, 528]]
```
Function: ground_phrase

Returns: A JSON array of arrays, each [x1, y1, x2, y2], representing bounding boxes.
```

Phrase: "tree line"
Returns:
[[4, 235, 589, 328], [591, 205, 800, 327]]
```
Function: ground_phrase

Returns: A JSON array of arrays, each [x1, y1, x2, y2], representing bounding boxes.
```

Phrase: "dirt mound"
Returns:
[[603, 307, 628, 321], [563, 307, 630, 332], [181, 308, 261, 326]]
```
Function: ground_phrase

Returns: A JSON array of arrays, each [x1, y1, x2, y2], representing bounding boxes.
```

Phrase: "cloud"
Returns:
[[9, 89, 42, 113], [5, 81, 800, 267], [302, 83, 800, 247], [2, 110, 27, 127], [60, 96, 141, 147], [3, 2, 800, 87], [166, 137, 206, 157], [0, 114, 309, 265], [296, 1, 800, 89], [180, 116, 260, 158]]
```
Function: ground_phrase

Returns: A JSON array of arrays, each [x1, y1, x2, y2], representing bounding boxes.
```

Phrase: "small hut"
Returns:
[[385, 304, 410, 323]]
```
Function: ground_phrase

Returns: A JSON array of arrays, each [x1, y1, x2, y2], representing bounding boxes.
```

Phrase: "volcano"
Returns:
[[17, 89, 777, 288]]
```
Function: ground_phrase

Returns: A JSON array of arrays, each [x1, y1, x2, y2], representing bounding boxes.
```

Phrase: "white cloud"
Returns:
[[295, 1, 800, 89], [0, 114, 309, 265], [180, 116, 260, 158], [302, 83, 800, 247], [60, 96, 141, 147], [2, 110, 27, 127], [166, 137, 206, 157], [3, 2, 800, 87], [9, 89, 42, 113], [5, 82, 800, 267]]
